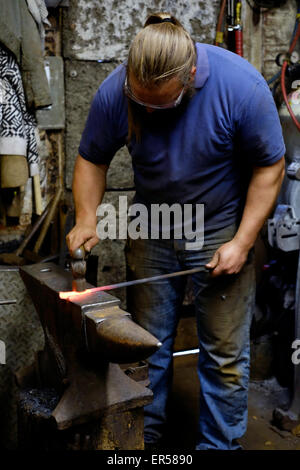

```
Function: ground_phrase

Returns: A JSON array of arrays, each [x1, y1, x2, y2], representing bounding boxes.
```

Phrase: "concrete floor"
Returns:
[[163, 354, 300, 450]]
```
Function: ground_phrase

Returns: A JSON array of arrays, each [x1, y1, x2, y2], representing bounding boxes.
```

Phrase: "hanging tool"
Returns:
[[235, 1, 243, 57], [226, 0, 243, 56], [227, 0, 236, 25], [60, 264, 211, 300], [21, 188, 63, 264], [0, 202, 51, 265], [33, 173, 43, 216], [32, 187, 62, 255], [227, 0, 236, 52]]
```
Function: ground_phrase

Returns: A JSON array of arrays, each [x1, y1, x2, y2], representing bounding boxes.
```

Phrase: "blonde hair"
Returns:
[[127, 12, 196, 140]]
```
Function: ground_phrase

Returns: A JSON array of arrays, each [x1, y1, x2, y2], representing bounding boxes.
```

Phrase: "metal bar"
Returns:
[[173, 348, 199, 357], [0, 266, 19, 272], [0, 299, 17, 305], [60, 265, 209, 299]]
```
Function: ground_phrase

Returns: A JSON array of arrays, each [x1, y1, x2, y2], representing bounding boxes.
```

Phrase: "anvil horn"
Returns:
[[85, 311, 162, 363]]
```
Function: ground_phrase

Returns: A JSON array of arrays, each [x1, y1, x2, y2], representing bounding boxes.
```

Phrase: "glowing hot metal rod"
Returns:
[[59, 265, 209, 300]]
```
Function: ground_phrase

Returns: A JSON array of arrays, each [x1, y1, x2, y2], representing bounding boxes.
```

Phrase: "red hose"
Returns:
[[235, 29, 243, 57], [281, 22, 300, 131], [215, 0, 227, 46], [289, 22, 300, 54]]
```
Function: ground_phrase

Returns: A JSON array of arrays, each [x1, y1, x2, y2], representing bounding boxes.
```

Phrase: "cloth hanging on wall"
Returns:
[[26, 0, 51, 49], [0, 0, 51, 110], [0, 47, 39, 176]]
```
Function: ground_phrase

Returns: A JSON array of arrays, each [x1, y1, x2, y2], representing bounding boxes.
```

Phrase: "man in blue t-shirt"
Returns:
[[67, 13, 285, 450]]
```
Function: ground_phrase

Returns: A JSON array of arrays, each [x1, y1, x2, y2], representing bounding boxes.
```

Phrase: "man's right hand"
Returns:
[[66, 223, 99, 256]]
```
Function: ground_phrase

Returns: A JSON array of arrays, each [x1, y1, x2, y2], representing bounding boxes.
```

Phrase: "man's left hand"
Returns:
[[205, 239, 250, 277]]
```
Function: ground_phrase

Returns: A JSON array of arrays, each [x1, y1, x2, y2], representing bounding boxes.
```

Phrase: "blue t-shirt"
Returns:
[[79, 43, 285, 232]]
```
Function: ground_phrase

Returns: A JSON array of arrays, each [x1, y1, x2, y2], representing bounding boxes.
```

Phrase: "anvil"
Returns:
[[19, 263, 161, 431]]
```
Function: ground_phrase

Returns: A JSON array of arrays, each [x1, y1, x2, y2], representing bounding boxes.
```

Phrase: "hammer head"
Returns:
[[71, 246, 87, 292]]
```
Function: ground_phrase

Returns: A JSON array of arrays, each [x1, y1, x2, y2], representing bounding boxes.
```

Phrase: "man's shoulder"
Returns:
[[95, 63, 126, 103], [197, 43, 265, 88]]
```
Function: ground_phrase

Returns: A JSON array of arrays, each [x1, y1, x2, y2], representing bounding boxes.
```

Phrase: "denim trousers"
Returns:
[[125, 223, 255, 450]]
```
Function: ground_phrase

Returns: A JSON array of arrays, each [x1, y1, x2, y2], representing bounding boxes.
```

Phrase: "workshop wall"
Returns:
[[0, 8, 64, 450], [262, 1, 297, 79], [243, 0, 298, 79], [64, 0, 220, 189]]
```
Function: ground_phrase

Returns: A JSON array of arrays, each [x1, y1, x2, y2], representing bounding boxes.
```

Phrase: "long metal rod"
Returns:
[[60, 265, 209, 299], [97, 266, 208, 291]]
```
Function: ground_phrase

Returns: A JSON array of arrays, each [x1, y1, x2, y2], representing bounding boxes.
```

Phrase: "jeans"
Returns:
[[125, 223, 255, 450]]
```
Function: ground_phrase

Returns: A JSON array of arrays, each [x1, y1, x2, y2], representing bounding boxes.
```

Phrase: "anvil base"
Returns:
[[17, 360, 152, 450]]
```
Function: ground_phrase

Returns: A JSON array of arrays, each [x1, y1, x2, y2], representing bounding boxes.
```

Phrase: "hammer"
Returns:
[[71, 245, 87, 292]]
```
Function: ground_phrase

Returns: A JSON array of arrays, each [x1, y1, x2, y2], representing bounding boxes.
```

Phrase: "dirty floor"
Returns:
[[163, 354, 300, 450]]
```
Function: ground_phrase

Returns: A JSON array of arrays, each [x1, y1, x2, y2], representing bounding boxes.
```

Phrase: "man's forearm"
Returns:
[[206, 157, 285, 276], [66, 155, 108, 253], [73, 154, 108, 225], [233, 156, 285, 250]]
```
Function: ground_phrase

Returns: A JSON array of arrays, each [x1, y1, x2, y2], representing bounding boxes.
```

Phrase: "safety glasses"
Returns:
[[123, 77, 186, 109]]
